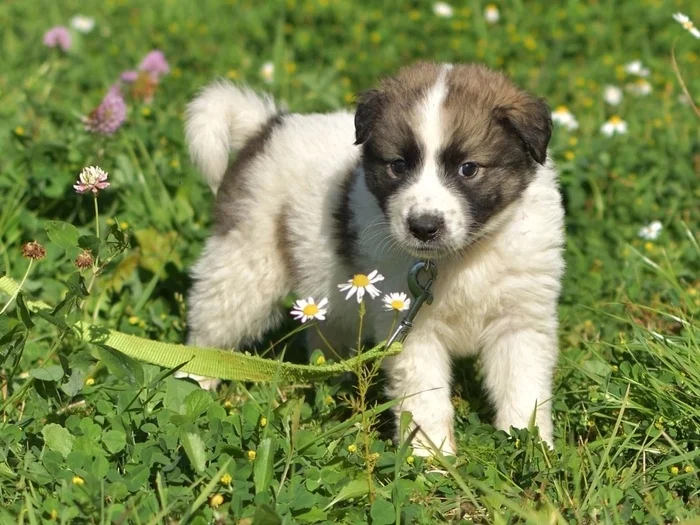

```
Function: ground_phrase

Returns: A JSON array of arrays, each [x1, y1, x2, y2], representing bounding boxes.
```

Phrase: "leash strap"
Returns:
[[0, 275, 402, 383]]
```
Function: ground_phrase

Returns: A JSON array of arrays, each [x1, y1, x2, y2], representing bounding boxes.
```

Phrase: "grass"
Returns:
[[1, 0, 699, 522]]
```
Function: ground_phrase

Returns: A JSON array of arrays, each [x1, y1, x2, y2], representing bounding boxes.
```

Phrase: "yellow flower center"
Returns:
[[391, 300, 404, 310], [683, 21, 693, 30], [351, 274, 370, 287], [302, 304, 319, 316], [609, 116, 622, 124], [554, 105, 569, 114]]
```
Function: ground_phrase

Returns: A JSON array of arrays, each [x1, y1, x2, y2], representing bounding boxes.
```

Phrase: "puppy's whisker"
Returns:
[[359, 218, 390, 238], [376, 237, 394, 259], [364, 229, 391, 243]]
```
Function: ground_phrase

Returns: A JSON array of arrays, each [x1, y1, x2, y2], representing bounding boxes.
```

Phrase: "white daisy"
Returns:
[[260, 61, 275, 84], [484, 4, 500, 24], [638, 221, 662, 241], [382, 292, 411, 312], [603, 85, 623, 106], [433, 2, 454, 18], [290, 297, 328, 323], [624, 60, 650, 78], [626, 79, 652, 97], [338, 270, 384, 303], [600, 116, 628, 136], [673, 12, 700, 39], [551, 106, 579, 131], [70, 15, 95, 34]]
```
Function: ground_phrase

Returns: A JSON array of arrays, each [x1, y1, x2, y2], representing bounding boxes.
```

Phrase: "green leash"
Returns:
[[0, 275, 407, 383]]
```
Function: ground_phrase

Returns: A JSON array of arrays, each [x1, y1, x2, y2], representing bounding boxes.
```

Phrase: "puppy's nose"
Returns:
[[407, 213, 445, 242]]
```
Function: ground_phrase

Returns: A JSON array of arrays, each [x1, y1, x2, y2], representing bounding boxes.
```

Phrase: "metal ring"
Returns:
[[407, 260, 437, 298]]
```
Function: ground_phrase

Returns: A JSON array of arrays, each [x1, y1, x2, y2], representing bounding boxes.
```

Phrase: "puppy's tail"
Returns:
[[185, 81, 277, 193]]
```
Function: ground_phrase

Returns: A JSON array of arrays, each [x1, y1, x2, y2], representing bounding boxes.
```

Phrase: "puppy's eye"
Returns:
[[458, 162, 479, 179], [390, 159, 408, 176]]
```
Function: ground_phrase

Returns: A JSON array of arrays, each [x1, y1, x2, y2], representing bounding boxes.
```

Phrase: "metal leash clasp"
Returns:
[[386, 260, 438, 347]]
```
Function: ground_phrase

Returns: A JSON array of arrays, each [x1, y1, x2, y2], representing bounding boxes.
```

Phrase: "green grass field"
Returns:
[[1, 0, 699, 522]]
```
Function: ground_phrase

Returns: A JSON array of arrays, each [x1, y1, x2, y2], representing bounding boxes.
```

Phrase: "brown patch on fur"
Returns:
[[356, 62, 443, 154], [332, 164, 360, 266], [214, 113, 285, 235], [444, 64, 551, 166], [441, 64, 552, 227], [275, 205, 302, 285]]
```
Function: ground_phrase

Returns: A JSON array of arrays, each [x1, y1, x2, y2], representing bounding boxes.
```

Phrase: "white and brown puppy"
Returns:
[[185, 62, 564, 455]]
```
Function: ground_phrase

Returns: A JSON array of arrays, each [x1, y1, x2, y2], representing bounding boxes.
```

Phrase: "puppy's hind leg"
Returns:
[[183, 230, 290, 389]]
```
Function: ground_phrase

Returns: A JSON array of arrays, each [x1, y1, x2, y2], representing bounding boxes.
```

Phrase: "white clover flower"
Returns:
[[603, 85, 623, 106], [74, 166, 110, 194], [260, 61, 274, 84], [433, 2, 454, 18], [638, 221, 662, 240], [70, 15, 95, 33], [626, 79, 652, 97], [624, 60, 650, 78], [484, 4, 500, 24], [673, 12, 700, 39], [290, 297, 328, 323], [338, 270, 384, 303], [382, 292, 411, 312], [601, 116, 628, 136], [551, 106, 579, 131]]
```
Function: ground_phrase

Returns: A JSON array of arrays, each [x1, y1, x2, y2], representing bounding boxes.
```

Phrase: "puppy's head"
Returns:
[[355, 62, 552, 258]]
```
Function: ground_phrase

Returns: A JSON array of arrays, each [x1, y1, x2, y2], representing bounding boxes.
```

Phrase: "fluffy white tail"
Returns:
[[185, 81, 277, 193]]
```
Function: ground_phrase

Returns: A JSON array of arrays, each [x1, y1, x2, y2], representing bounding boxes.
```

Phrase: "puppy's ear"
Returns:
[[495, 97, 552, 165], [354, 89, 385, 145]]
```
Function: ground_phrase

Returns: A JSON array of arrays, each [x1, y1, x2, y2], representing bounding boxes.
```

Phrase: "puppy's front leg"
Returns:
[[480, 323, 557, 445], [383, 329, 455, 456]]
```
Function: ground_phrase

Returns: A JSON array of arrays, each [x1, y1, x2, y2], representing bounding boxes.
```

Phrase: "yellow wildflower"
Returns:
[[210, 493, 224, 508]]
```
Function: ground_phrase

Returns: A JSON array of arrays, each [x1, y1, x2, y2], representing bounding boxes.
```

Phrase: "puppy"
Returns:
[[184, 62, 564, 455]]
